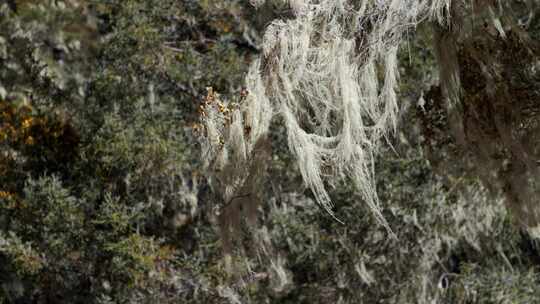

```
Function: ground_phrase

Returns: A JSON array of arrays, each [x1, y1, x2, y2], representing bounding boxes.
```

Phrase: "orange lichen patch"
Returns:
[[0, 100, 37, 144], [0, 190, 25, 211], [0, 191, 14, 199], [196, 87, 255, 152], [191, 122, 205, 136], [1, 99, 77, 145], [24, 135, 35, 145], [198, 87, 244, 118], [21, 117, 33, 129], [0, 99, 80, 182]]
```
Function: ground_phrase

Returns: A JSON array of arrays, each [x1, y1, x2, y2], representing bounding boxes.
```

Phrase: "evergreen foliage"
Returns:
[[1, 1, 540, 303]]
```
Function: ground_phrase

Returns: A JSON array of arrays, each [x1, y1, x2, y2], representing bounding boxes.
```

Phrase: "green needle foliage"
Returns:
[[1, 1, 540, 303]]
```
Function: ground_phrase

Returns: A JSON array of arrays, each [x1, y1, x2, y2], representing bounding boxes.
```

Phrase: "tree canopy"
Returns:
[[1, 0, 540, 303]]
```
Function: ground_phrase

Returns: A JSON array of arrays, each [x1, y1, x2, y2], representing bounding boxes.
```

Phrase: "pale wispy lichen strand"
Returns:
[[200, 0, 458, 232]]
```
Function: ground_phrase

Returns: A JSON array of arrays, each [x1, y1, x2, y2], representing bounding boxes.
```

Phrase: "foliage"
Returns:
[[0, 0, 259, 302], [1, 1, 540, 304]]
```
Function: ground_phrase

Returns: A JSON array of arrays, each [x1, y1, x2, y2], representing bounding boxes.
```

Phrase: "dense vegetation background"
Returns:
[[1, 1, 540, 303]]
